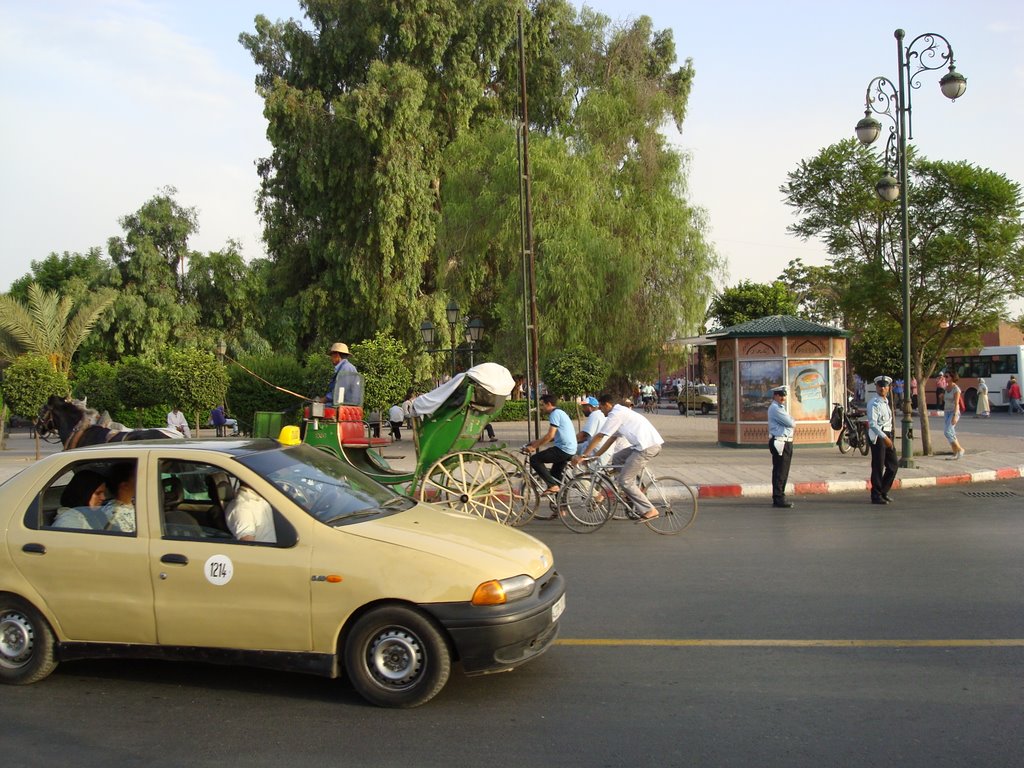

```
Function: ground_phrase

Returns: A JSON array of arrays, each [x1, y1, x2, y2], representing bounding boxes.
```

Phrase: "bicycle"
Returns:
[[641, 395, 657, 414], [558, 459, 697, 535], [830, 400, 869, 456], [489, 447, 577, 527]]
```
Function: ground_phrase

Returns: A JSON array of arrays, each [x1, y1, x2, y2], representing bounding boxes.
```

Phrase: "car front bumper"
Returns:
[[423, 569, 565, 675]]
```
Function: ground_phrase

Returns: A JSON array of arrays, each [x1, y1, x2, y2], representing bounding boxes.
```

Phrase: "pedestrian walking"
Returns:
[[975, 378, 990, 418], [1008, 376, 1023, 414], [943, 372, 965, 459], [867, 375, 897, 505], [388, 404, 404, 441], [767, 384, 795, 508]]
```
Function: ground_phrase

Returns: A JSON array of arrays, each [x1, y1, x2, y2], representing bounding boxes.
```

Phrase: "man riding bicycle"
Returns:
[[571, 393, 664, 520]]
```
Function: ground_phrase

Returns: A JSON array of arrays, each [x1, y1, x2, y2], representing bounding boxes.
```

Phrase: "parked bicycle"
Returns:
[[557, 459, 697, 535], [830, 399, 869, 456]]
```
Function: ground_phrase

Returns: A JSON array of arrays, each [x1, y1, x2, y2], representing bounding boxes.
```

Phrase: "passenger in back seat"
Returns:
[[52, 470, 108, 530]]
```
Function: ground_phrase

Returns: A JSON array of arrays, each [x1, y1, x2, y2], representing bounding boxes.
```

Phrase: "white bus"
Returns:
[[925, 345, 1024, 411]]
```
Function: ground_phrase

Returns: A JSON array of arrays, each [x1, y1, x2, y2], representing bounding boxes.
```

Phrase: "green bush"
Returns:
[[227, 355, 306, 434], [2, 354, 70, 418], [111, 405, 172, 429], [72, 360, 121, 414]]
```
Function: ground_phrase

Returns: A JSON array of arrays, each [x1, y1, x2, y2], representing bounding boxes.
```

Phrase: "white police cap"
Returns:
[[874, 375, 893, 387], [771, 385, 788, 395]]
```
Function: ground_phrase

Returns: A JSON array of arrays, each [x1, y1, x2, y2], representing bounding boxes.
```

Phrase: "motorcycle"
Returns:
[[830, 399, 869, 456]]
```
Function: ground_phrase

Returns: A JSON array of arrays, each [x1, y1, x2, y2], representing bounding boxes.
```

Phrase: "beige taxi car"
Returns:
[[0, 440, 565, 708]]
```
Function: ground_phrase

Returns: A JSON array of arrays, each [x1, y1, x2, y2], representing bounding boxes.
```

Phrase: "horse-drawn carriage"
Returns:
[[300, 362, 530, 524], [37, 362, 534, 526]]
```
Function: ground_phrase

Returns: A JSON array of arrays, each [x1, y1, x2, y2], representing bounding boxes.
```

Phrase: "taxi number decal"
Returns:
[[204, 554, 234, 586]]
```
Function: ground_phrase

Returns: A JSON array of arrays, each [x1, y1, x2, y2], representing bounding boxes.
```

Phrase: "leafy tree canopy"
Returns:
[[2, 354, 69, 418], [782, 139, 1024, 452], [706, 281, 800, 330], [540, 346, 610, 400], [350, 332, 413, 415]]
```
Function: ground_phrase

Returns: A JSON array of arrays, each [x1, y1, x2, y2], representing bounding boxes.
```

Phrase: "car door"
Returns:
[[7, 455, 156, 644], [147, 454, 314, 652]]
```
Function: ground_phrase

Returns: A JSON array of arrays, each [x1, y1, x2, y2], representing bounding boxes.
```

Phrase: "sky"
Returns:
[[2, 0, 1023, 303]]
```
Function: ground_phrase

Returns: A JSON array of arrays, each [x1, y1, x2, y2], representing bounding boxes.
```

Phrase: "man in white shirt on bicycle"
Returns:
[[572, 393, 665, 520]]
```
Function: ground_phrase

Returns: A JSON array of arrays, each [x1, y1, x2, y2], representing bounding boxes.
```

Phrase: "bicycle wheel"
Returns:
[[641, 474, 697, 535], [417, 451, 515, 524], [559, 473, 616, 533]]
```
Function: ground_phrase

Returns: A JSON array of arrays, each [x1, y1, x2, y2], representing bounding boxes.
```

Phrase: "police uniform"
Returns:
[[868, 375, 898, 504], [767, 385, 796, 508]]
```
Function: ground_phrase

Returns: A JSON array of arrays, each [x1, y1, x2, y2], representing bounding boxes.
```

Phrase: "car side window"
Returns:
[[158, 460, 293, 546], [27, 459, 138, 536]]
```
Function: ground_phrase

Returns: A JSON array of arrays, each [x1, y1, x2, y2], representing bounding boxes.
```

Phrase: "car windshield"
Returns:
[[237, 444, 414, 525]]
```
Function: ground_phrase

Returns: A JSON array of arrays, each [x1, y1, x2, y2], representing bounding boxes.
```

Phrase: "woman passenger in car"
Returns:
[[52, 470, 108, 530]]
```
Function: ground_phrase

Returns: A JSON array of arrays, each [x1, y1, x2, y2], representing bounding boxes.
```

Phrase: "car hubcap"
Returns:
[[369, 629, 422, 686], [0, 612, 33, 668]]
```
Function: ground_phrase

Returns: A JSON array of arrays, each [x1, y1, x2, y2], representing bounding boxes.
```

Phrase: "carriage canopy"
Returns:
[[412, 363, 515, 417]]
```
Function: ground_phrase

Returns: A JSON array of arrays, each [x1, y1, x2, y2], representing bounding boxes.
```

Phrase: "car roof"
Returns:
[[63, 438, 283, 458]]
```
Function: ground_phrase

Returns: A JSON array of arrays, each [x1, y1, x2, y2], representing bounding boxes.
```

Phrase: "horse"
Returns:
[[36, 395, 183, 450]]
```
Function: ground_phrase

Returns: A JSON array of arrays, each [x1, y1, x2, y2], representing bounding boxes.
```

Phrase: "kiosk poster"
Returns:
[[739, 360, 783, 421], [831, 360, 846, 408], [719, 360, 735, 423], [789, 360, 830, 421]]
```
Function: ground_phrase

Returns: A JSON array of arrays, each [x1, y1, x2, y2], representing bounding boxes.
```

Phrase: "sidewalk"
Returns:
[[4, 414, 1023, 499]]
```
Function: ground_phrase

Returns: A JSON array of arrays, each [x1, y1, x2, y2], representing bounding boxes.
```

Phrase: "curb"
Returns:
[[696, 465, 1024, 499]]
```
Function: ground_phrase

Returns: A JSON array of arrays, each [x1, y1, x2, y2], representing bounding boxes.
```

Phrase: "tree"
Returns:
[[350, 333, 413, 416], [72, 360, 122, 415], [7, 248, 115, 304], [0, 283, 116, 375], [782, 140, 1024, 453], [706, 281, 800, 330], [227, 354, 308, 434], [164, 348, 230, 433], [115, 357, 166, 427], [540, 347, 609, 400], [241, 3, 719, 373], [99, 189, 201, 358], [2, 354, 70, 417], [777, 258, 843, 326]]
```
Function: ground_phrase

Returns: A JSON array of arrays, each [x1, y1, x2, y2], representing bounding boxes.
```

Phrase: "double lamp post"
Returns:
[[854, 29, 967, 467], [420, 302, 484, 377]]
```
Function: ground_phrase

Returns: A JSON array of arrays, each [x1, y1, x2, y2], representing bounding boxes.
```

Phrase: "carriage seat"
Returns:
[[303, 404, 388, 446]]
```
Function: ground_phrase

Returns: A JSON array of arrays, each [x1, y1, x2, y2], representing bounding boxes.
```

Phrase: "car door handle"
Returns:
[[160, 553, 189, 565], [22, 543, 46, 555]]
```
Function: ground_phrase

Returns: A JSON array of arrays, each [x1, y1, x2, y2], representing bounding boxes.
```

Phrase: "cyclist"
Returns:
[[572, 393, 664, 521], [523, 394, 578, 495], [641, 382, 657, 412]]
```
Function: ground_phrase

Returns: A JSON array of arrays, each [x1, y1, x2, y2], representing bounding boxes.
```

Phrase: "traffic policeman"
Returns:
[[767, 384, 796, 508], [867, 375, 898, 504]]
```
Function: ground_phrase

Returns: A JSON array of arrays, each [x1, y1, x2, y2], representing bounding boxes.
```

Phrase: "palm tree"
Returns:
[[0, 283, 116, 375]]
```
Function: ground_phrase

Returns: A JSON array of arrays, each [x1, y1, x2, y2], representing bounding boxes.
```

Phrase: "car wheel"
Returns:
[[343, 605, 451, 708], [0, 597, 58, 686], [700, 403, 711, 415], [677, 403, 686, 415]]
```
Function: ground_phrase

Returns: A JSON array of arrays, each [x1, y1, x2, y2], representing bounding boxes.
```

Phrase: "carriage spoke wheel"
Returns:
[[418, 451, 515, 524], [487, 453, 540, 527]]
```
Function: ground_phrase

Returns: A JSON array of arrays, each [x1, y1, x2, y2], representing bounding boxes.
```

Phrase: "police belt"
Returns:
[[769, 436, 793, 442]]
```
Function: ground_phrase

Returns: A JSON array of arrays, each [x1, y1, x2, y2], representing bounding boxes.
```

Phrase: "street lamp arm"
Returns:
[[903, 31, 959, 89]]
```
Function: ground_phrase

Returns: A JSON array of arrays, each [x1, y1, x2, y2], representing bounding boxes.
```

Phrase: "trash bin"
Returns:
[[252, 411, 286, 439]]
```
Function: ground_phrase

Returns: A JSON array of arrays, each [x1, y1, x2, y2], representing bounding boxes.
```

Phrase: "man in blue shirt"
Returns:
[[524, 394, 578, 494], [325, 342, 357, 405], [767, 384, 796, 508]]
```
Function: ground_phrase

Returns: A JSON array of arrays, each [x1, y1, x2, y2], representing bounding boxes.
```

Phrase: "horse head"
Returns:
[[36, 395, 86, 446]]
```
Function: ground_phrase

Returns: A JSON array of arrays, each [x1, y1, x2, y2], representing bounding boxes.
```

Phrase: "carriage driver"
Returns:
[[325, 342, 357, 406]]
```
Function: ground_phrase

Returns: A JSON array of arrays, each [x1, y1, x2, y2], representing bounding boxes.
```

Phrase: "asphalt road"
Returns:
[[3, 481, 1023, 767]]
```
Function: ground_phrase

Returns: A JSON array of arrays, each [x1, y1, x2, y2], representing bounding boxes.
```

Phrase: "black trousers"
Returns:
[[529, 446, 573, 489], [768, 438, 793, 504], [389, 421, 402, 440], [869, 433, 898, 499]]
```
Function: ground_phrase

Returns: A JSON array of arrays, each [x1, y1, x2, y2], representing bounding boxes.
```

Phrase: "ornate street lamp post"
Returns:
[[420, 305, 484, 377], [855, 29, 967, 468]]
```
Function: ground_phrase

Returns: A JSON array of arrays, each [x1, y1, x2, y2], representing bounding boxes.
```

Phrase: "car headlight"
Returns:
[[471, 574, 536, 606]]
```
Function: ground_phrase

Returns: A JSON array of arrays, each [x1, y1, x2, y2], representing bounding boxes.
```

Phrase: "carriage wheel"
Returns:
[[417, 452, 516, 525], [486, 452, 540, 527]]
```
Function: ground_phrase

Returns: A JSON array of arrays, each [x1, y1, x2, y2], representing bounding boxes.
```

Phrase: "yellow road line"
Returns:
[[556, 638, 1024, 648]]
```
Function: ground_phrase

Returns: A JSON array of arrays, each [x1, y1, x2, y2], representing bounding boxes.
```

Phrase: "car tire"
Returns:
[[700, 403, 711, 415], [343, 605, 451, 708], [677, 403, 686, 415], [0, 596, 58, 686]]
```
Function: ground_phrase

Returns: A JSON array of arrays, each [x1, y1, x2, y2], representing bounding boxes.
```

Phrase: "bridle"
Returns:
[[35, 402, 91, 448]]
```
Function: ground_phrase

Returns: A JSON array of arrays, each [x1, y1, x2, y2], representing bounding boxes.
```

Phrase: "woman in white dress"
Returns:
[[975, 378, 990, 418]]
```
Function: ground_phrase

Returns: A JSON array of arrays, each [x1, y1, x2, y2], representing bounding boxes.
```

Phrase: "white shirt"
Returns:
[[867, 394, 893, 444], [597, 404, 664, 451], [388, 405, 404, 423], [225, 486, 276, 543], [167, 410, 191, 438]]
